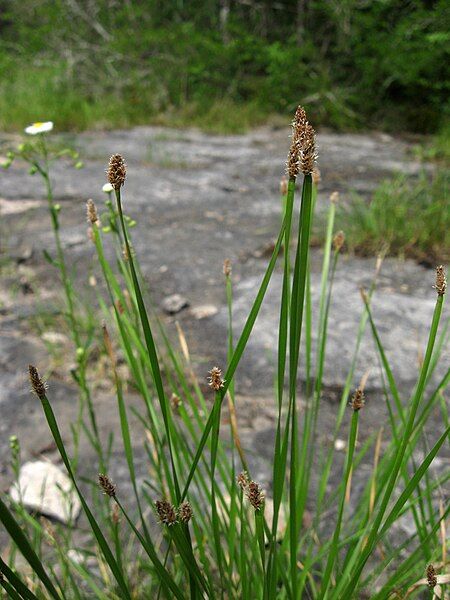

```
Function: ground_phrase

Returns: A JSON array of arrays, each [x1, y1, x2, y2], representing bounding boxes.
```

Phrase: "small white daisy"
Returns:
[[102, 183, 114, 193], [24, 121, 54, 135]]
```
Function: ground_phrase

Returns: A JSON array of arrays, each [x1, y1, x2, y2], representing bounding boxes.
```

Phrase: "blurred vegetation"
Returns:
[[0, 0, 449, 133], [333, 169, 449, 264]]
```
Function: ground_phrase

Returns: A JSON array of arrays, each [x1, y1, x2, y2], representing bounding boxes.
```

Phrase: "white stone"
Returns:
[[42, 331, 68, 345], [161, 293, 189, 314], [191, 304, 218, 319], [9, 461, 81, 524]]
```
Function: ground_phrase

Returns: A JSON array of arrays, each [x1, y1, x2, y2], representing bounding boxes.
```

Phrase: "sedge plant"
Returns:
[[0, 108, 448, 599]]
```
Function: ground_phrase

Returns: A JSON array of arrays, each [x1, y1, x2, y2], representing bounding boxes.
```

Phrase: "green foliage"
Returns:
[[335, 170, 449, 263], [0, 0, 449, 132]]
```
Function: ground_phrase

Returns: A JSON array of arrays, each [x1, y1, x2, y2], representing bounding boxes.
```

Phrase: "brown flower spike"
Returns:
[[98, 474, 116, 498], [178, 501, 193, 523], [29, 365, 47, 399], [286, 106, 317, 178], [426, 564, 437, 589], [107, 154, 126, 190], [223, 258, 232, 277], [208, 366, 225, 391], [434, 265, 447, 296], [237, 471, 249, 490], [333, 230, 345, 252], [350, 388, 365, 411], [155, 499, 177, 526], [246, 480, 265, 511], [86, 199, 99, 225]]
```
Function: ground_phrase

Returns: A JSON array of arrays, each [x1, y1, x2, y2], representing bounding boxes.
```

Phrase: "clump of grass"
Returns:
[[335, 170, 449, 264], [0, 108, 449, 599]]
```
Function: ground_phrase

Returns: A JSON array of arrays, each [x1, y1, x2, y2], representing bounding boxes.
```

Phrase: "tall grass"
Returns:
[[0, 109, 448, 599], [331, 170, 449, 264]]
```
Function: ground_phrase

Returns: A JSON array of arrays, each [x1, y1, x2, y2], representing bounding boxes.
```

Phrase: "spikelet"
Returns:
[[433, 265, 446, 296], [178, 501, 193, 523], [107, 154, 126, 190], [86, 199, 99, 225], [246, 480, 265, 511], [286, 106, 317, 178], [426, 564, 437, 589], [28, 365, 47, 399], [350, 388, 365, 411], [98, 474, 116, 498], [155, 499, 177, 526], [208, 366, 225, 391]]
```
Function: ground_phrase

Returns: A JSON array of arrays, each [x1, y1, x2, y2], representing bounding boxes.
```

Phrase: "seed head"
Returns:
[[223, 258, 232, 277], [286, 106, 317, 178], [350, 388, 365, 412], [333, 230, 345, 252], [299, 123, 317, 175], [330, 191, 339, 204], [86, 199, 99, 225], [246, 480, 265, 511], [426, 564, 437, 589], [155, 499, 177, 526], [280, 175, 288, 196], [28, 365, 47, 399], [98, 474, 116, 498], [312, 168, 321, 185], [107, 154, 126, 190], [178, 501, 193, 523], [208, 366, 225, 391], [433, 265, 446, 296], [237, 471, 249, 490]]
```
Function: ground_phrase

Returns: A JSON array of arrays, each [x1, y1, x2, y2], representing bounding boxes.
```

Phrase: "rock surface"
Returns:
[[0, 124, 447, 513], [9, 460, 81, 524]]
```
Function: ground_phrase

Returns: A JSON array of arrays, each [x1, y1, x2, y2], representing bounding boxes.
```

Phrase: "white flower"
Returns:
[[102, 183, 114, 193], [24, 121, 54, 135]]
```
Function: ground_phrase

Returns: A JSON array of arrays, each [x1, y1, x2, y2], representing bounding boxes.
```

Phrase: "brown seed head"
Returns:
[[287, 138, 302, 179], [333, 230, 345, 252], [98, 474, 116, 498], [286, 106, 317, 178], [28, 365, 47, 399], [178, 501, 193, 523], [350, 388, 365, 412], [155, 499, 177, 526], [246, 480, 265, 511], [87, 227, 95, 243], [208, 366, 225, 391], [312, 168, 321, 185], [280, 175, 288, 196], [86, 199, 99, 225], [237, 471, 249, 490], [433, 265, 447, 296], [292, 106, 308, 140], [223, 258, 232, 277], [107, 154, 126, 190], [299, 123, 317, 175], [426, 564, 437, 589], [330, 191, 339, 204]]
